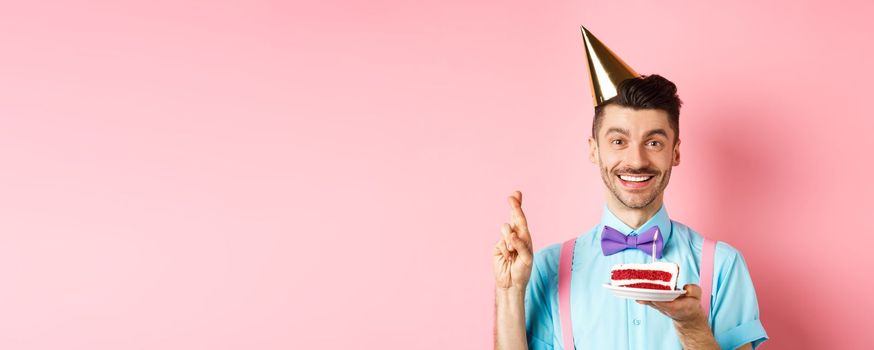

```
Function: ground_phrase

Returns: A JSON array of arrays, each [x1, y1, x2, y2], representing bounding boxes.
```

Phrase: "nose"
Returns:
[[625, 143, 650, 169]]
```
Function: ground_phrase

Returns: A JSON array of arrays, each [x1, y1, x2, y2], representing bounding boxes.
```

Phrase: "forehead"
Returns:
[[599, 104, 673, 138]]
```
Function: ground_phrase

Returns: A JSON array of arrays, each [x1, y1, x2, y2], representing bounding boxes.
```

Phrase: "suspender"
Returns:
[[700, 238, 717, 319], [557, 237, 717, 350], [557, 239, 577, 350]]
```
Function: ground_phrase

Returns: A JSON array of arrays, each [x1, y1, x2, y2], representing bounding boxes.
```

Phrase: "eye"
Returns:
[[647, 141, 662, 147], [611, 139, 624, 145]]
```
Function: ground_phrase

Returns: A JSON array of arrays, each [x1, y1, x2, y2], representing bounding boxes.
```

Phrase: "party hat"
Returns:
[[580, 25, 641, 106]]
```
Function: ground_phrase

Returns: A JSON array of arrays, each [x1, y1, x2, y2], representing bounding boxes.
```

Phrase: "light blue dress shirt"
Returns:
[[525, 205, 768, 349]]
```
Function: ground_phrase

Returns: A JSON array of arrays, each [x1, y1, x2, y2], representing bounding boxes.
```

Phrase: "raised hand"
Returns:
[[493, 190, 534, 291]]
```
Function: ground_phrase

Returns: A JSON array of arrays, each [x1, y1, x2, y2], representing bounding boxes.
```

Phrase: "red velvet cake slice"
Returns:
[[610, 261, 679, 290]]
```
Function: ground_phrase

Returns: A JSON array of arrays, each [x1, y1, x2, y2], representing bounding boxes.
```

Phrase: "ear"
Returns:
[[672, 138, 681, 166], [588, 136, 598, 164]]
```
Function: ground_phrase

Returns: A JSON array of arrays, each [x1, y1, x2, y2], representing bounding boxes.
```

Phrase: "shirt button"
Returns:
[[632, 319, 641, 326]]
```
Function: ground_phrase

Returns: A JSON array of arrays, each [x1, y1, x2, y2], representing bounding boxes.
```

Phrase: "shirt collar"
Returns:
[[599, 203, 672, 245]]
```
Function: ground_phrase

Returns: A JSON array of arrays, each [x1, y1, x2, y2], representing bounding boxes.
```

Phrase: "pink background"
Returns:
[[1, 0, 872, 349]]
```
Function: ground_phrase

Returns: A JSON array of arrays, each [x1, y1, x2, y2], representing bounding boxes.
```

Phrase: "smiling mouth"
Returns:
[[618, 175, 653, 182], [616, 174, 655, 188]]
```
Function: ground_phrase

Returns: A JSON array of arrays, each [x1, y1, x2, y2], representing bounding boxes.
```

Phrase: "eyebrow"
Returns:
[[604, 127, 629, 136], [643, 129, 669, 139], [603, 127, 669, 139]]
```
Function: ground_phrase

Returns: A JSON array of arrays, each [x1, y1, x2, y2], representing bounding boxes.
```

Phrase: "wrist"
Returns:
[[673, 313, 719, 350], [495, 285, 526, 299], [673, 311, 709, 333]]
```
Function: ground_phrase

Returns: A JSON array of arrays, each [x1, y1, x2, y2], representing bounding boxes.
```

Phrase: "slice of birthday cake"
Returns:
[[610, 261, 679, 291]]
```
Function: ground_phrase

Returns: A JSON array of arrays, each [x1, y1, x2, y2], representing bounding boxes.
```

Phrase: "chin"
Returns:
[[617, 193, 658, 209], [620, 200, 650, 209]]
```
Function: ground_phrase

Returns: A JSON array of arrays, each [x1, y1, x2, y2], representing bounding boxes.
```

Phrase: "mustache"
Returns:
[[613, 167, 660, 175]]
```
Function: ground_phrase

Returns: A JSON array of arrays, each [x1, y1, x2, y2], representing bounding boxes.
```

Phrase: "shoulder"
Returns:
[[710, 240, 748, 282], [531, 227, 599, 275], [712, 240, 753, 282], [715, 240, 743, 262], [670, 220, 743, 258], [531, 243, 562, 279], [529, 228, 595, 283]]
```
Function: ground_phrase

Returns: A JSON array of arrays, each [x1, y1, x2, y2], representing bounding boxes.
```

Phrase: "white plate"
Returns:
[[602, 284, 686, 302]]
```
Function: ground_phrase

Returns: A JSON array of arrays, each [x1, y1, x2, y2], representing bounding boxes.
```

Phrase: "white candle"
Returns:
[[652, 230, 659, 263]]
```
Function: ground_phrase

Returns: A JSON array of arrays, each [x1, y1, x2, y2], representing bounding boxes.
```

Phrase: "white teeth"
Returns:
[[619, 175, 652, 182]]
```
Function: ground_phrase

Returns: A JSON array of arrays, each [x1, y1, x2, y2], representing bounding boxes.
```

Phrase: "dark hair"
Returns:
[[592, 74, 683, 142]]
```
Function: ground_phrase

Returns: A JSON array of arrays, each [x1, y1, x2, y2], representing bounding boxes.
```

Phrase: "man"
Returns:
[[492, 27, 768, 350]]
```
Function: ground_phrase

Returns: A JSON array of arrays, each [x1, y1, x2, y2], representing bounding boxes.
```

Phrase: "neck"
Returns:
[[605, 194, 664, 230]]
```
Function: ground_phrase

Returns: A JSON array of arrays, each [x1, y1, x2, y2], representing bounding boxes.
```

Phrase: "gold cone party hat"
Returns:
[[580, 25, 641, 106]]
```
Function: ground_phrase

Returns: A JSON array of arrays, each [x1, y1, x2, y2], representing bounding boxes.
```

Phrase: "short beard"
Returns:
[[598, 159, 672, 210]]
